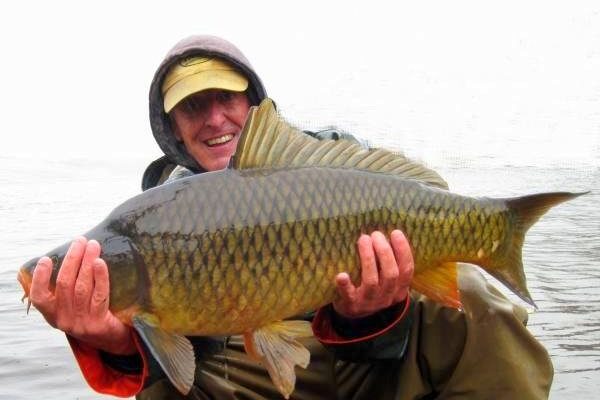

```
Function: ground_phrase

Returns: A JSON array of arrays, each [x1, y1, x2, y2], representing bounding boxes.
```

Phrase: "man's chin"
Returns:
[[199, 156, 232, 172]]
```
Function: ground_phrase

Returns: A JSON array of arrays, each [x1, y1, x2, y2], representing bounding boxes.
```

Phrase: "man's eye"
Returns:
[[183, 97, 206, 114], [217, 91, 234, 103]]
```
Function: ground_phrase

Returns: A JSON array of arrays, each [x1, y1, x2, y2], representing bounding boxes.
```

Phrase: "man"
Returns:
[[29, 35, 553, 399]]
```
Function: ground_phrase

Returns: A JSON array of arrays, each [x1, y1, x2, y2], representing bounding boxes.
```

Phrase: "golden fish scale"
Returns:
[[126, 167, 510, 335]]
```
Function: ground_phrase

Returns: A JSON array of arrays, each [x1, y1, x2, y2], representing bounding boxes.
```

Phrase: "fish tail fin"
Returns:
[[487, 191, 587, 307]]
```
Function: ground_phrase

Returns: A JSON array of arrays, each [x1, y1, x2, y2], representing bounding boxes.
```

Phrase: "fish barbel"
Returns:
[[17, 99, 585, 398]]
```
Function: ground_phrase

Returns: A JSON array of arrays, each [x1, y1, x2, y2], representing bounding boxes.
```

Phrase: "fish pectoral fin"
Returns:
[[132, 314, 195, 395], [243, 321, 312, 399], [412, 262, 462, 309]]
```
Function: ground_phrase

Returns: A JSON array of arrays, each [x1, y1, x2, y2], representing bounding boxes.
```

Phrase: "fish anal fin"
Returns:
[[243, 331, 262, 362], [132, 314, 195, 395], [412, 262, 462, 309], [243, 320, 312, 399]]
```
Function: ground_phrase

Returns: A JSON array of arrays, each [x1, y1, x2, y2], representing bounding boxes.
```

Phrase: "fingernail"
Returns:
[[336, 272, 349, 281], [37, 256, 51, 266], [391, 230, 404, 239]]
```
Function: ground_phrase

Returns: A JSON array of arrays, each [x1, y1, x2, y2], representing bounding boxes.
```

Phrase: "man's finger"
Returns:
[[29, 256, 56, 318], [390, 230, 414, 285], [90, 257, 110, 317], [371, 231, 399, 291], [333, 272, 358, 316], [357, 234, 379, 300], [55, 237, 87, 317], [73, 240, 101, 315], [334, 272, 356, 301]]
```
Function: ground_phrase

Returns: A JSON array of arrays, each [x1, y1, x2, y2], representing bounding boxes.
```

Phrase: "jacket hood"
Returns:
[[149, 35, 267, 172]]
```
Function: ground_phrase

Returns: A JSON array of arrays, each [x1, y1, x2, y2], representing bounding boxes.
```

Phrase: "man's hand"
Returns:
[[29, 237, 136, 355], [333, 230, 414, 319]]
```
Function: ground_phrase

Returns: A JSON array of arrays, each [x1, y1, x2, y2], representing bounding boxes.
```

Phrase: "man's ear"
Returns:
[[168, 114, 183, 142]]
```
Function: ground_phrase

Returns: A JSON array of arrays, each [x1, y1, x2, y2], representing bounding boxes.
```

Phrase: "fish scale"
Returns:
[[106, 166, 502, 335]]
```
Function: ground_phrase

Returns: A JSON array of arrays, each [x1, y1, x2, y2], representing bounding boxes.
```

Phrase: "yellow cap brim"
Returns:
[[163, 70, 248, 113]]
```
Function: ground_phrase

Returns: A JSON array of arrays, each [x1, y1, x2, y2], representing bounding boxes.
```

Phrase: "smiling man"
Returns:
[[163, 57, 251, 171]]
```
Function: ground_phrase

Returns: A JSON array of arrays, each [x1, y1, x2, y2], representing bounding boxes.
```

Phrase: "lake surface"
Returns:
[[0, 151, 598, 399]]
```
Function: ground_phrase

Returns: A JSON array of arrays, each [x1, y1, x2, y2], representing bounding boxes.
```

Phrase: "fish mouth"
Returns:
[[17, 268, 32, 295], [204, 134, 234, 147], [17, 268, 33, 313]]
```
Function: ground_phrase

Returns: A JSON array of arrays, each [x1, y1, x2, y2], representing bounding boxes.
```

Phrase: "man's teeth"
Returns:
[[206, 134, 233, 146]]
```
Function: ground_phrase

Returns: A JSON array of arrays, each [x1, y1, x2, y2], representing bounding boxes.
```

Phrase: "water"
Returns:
[[0, 150, 598, 399], [0, 155, 144, 400], [436, 163, 600, 399]]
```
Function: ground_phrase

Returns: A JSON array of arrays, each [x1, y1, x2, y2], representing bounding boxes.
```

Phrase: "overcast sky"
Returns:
[[1, 1, 598, 167]]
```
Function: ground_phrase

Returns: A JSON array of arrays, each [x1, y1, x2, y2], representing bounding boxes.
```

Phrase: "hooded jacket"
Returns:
[[67, 35, 554, 400], [150, 35, 266, 172]]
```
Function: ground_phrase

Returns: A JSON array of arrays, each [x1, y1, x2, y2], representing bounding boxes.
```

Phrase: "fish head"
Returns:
[[17, 241, 70, 310], [17, 234, 145, 315]]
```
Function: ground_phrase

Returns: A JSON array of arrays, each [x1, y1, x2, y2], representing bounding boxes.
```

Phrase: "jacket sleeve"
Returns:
[[66, 332, 148, 398], [312, 298, 413, 361]]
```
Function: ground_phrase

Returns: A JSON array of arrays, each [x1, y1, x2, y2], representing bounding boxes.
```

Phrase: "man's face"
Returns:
[[170, 89, 251, 171]]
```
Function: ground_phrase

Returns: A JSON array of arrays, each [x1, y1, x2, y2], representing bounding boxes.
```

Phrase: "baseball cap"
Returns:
[[162, 56, 249, 113]]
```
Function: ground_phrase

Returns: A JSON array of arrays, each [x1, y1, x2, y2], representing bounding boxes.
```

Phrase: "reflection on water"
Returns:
[[0, 155, 598, 399]]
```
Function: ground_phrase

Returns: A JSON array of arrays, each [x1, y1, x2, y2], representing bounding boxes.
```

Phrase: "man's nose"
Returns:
[[204, 100, 227, 128]]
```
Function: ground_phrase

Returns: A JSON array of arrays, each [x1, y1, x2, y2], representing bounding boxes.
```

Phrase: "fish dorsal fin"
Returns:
[[233, 98, 449, 190]]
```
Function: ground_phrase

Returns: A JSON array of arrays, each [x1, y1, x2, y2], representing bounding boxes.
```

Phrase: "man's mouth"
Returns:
[[205, 134, 234, 147]]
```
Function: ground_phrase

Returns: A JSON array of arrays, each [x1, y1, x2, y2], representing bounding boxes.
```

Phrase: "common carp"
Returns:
[[18, 98, 583, 398]]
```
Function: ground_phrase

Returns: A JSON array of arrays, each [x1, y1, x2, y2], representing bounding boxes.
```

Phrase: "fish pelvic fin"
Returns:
[[488, 191, 588, 307], [233, 98, 449, 190], [412, 262, 462, 309], [243, 320, 312, 399], [132, 314, 195, 395]]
